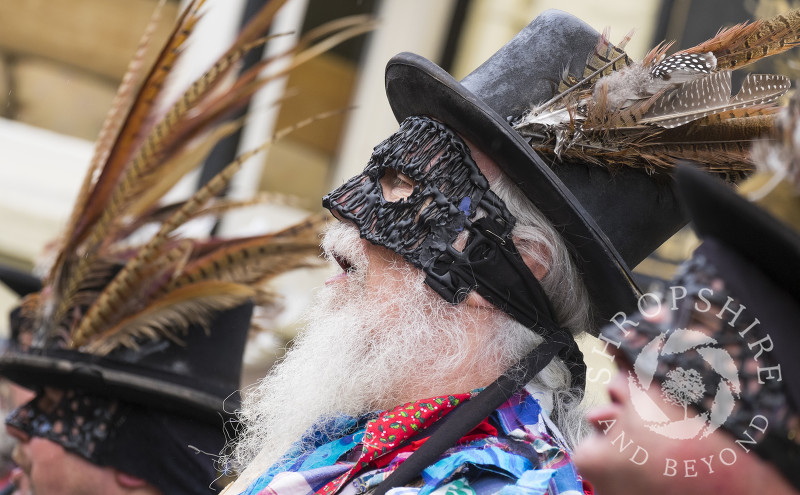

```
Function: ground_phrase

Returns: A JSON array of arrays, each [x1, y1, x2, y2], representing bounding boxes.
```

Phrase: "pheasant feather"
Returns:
[[19, 2, 372, 355], [83, 281, 257, 355]]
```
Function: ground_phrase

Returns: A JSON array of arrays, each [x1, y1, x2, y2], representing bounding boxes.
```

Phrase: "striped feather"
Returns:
[[81, 281, 256, 354], [686, 10, 800, 70], [25, 3, 373, 355]]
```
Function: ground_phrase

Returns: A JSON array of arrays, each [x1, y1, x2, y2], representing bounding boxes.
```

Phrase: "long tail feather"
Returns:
[[70, 109, 344, 347], [685, 10, 800, 70], [27, 2, 374, 356], [83, 281, 256, 355]]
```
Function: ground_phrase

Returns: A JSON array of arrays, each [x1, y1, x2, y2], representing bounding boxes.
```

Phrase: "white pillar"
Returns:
[[331, 0, 457, 185]]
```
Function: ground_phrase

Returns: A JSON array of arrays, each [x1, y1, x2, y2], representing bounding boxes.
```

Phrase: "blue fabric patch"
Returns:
[[499, 469, 556, 495], [419, 446, 533, 495], [494, 395, 541, 435], [238, 414, 371, 494], [458, 197, 471, 215]]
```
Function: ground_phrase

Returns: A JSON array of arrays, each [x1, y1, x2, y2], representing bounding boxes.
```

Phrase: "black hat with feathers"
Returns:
[[384, 8, 800, 325]]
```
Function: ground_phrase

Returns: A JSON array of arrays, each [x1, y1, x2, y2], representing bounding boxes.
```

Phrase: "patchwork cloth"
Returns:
[[235, 389, 589, 495]]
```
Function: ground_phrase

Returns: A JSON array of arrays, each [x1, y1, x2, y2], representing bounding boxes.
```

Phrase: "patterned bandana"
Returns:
[[316, 392, 487, 495]]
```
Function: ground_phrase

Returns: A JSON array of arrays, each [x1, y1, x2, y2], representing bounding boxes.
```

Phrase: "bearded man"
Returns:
[[223, 8, 786, 495]]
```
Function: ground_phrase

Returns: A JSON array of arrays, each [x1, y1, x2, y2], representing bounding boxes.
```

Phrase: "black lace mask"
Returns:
[[324, 117, 559, 331], [5, 387, 227, 493], [6, 388, 123, 463]]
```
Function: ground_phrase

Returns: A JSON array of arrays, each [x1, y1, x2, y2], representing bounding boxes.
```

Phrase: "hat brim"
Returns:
[[0, 302, 253, 424], [385, 53, 640, 326], [0, 265, 41, 298], [0, 349, 237, 423]]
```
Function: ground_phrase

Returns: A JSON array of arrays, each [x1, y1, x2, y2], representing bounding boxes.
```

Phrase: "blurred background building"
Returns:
[[0, 0, 797, 402]]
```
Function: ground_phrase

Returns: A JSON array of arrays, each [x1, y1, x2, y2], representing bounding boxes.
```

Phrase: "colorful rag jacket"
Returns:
[[234, 388, 590, 495]]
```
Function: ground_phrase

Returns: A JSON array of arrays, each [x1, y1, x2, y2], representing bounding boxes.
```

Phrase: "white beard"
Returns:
[[228, 223, 537, 488]]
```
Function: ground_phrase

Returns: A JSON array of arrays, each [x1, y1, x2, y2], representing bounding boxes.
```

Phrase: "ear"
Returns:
[[515, 237, 550, 281], [114, 470, 150, 489]]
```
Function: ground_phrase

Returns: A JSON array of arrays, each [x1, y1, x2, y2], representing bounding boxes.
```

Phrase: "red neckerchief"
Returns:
[[316, 393, 497, 495]]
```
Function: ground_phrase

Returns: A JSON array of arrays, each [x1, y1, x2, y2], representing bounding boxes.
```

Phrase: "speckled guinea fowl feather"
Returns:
[[639, 72, 789, 128]]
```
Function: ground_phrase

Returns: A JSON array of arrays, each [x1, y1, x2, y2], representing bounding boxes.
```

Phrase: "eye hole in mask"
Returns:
[[379, 168, 418, 202], [323, 115, 517, 303]]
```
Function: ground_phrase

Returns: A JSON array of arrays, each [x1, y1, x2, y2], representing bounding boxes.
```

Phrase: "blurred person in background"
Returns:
[[575, 95, 800, 493]]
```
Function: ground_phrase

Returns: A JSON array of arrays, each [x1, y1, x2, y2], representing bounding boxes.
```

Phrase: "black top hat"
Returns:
[[0, 263, 252, 422], [0, 265, 41, 298], [384, 9, 785, 324], [0, 302, 253, 423], [676, 166, 800, 411]]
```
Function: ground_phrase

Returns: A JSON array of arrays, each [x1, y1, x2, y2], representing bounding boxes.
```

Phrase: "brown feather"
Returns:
[[67, 0, 207, 250], [48, 1, 208, 326], [82, 281, 256, 354], [170, 215, 327, 288], [682, 9, 800, 70], [26, 3, 374, 355], [515, 9, 800, 176], [53, 0, 169, 276], [557, 29, 633, 93], [70, 107, 345, 347]]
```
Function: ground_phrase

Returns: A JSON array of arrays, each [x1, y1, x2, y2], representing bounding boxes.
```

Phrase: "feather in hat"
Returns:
[[513, 9, 800, 176], [15, 0, 374, 355]]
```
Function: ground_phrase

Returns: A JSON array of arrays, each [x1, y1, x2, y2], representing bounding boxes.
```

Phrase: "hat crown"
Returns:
[[459, 10, 686, 268], [461, 10, 599, 120], [385, 9, 688, 322]]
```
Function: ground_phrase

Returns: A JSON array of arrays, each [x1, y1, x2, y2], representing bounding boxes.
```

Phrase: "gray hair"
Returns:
[[490, 173, 593, 447]]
